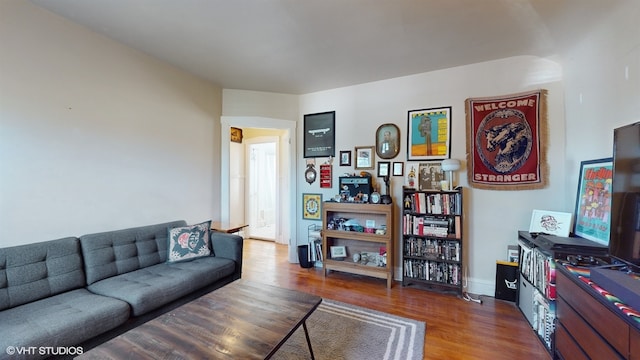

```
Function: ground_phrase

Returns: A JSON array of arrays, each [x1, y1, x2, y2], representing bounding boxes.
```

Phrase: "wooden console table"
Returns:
[[556, 263, 640, 359]]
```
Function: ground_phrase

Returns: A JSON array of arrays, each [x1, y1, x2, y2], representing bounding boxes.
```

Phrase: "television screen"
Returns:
[[609, 121, 640, 266]]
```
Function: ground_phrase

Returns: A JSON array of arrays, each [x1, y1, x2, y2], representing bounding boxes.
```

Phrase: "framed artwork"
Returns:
[[418, 162, 444, 190], [354, 146, 375, 170], [339, 150, 351, 166], [529, 209, 572, 237], [330, 246, 347, 258], [302, 193, 322, 220], [507, 245, 519, 263], [230, 127, 243, 143], [573, 158, 613, 245], [407, 106, 451, 161], [392, 162, 404, 176], [377, 161, 390, 177], [304, 111, 336, 158], [375, 123, 400, 159]]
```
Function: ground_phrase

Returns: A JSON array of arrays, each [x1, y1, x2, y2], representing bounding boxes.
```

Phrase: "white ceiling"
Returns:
[[31, 0, 625, 94]]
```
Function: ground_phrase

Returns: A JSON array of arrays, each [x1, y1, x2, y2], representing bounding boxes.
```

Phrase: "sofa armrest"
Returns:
[[210, 232, 243, 278]]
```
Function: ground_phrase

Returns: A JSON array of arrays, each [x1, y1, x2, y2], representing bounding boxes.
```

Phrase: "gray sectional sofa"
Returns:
[[0, 220, 243, 359]]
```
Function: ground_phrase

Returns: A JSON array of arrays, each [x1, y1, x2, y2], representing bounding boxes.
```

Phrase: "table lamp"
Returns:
[[441, 159, 461, 190]]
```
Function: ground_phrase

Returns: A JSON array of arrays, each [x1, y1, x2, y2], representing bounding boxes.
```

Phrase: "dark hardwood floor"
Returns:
[[242, 238, 550, 360]]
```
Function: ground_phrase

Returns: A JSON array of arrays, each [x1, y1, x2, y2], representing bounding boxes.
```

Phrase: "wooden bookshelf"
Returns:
[[322, 202, 394, 288], [401, 187, 463, 295]]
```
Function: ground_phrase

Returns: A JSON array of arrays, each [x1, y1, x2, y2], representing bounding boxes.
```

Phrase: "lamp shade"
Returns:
[[441, 159, 461, 172]]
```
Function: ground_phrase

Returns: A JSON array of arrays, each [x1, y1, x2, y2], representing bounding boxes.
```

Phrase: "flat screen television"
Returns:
[[609, 121, 640, 266]]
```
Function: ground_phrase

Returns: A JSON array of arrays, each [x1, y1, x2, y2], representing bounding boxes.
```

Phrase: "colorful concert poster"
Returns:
[[573, 158, 613, 245]]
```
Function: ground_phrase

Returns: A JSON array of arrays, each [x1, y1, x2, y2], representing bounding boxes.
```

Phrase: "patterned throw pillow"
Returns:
[[167, 221, 212, 263]]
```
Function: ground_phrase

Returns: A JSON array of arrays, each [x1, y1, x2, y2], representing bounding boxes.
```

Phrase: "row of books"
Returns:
[[532, 289, 556, 350], [402, 214, 461, 239], [403, 237, 460, 261], [403, 191, 461, 215], [403, 259, 461, 285], [519, 240, 556, 300], [309, 239, 323, 262]]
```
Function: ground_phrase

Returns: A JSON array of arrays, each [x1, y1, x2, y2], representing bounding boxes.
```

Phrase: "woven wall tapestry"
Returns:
[[465, 89, 548, 190]]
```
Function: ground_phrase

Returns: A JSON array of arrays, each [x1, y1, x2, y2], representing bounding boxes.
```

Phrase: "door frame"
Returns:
[[245, 136, 279, 241], [220, 116, 298, 262]]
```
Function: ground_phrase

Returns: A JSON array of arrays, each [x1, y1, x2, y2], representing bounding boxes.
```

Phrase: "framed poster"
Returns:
[[407, 106, 451, 161], [573, 158, 613, 245], [418, 162, 444, 190], [302, 193, 322, 220], [354, 146, 375, 170], [375, 123, 400, 159], [304, 111, 336, 158]]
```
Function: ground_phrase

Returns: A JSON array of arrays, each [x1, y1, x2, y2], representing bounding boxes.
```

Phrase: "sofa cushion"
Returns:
[[86, 256, 236, 316], [0, 237, 85, 311], [0, 289, 130, 359], [80, 220, 187, 285], [167, 221, 212, 263]]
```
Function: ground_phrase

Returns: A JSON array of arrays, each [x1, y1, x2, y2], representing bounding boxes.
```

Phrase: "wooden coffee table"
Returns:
[[78, 280, 322, 359]]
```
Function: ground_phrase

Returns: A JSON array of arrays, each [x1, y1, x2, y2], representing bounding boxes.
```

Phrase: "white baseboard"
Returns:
[[464, 277, 495, 297], [393, 266, 496, 297]]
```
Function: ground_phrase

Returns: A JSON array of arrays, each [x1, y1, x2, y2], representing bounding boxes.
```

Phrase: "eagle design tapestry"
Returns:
[[465, 89, 548, 190]]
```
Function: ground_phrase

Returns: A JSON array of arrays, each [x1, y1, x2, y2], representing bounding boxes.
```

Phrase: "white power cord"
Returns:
[[463, 292, 483, 304], [462, 264, 483, 304]]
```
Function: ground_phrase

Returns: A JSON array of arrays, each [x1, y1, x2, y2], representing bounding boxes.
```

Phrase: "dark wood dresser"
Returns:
[[555, 264, 640, 360]]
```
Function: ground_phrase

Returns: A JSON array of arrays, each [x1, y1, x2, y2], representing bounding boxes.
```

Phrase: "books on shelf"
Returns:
[[403, 237, 460, 261], [403, 191, 462, 215], [402, 258, 461, 285], [402, 187, 463, 293], [403, 214, 460, 239], [518, 239, 556, 300]]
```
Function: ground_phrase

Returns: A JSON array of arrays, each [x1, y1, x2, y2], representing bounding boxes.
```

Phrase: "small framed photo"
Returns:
[[230, 127, 243, 143], [573, 158, 613, 245], [375, 123, 400, 159], [407, 106, 451, 161], [302, 193, 322, 220], [377, 161, 390, 177], [392, 162, 404, 176], [354, 146, 375, 170], [339, 150, 351, 166], [507, 245, 519, 263], [418, 162, 444, 190], [330, 246, 347, 259], [529, 209, 572, 237]]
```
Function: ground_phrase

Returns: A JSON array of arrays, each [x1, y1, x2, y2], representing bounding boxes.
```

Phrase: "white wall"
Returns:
[[222, 1, 639, 295], [0, 0, 223, 246], [562, 1, 640, 208], [298, 56, 565, 295]]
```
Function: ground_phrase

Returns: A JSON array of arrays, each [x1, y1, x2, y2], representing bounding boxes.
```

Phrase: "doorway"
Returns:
[[246, 138, 278, 240], [221, 116, 297, 262]]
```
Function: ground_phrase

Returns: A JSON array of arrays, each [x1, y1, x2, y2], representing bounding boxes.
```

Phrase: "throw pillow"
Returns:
[[167, 220, 212, 263]]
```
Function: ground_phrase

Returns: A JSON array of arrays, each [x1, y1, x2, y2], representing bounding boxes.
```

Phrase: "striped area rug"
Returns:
[[272, 299, 426, 360]]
